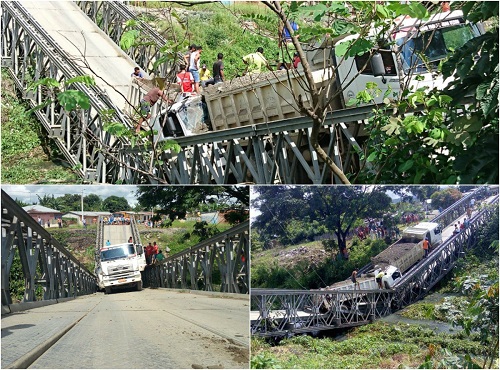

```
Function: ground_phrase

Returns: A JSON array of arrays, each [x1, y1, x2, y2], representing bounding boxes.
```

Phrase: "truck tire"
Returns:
[[104, 287, 112, 295], [136, 281, 143, 291]]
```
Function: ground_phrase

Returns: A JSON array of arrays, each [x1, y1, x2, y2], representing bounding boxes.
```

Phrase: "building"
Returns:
[[63, 211, 111, 226], [23, 205, 62, 227]]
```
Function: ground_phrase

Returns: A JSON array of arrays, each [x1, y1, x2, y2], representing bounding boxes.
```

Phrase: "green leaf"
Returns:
[[120, 29, 140, 50], [366, 152, 377, 162], [57, 90, 91, 110], [65, 75, 95, 86], [28, 78, 59, 91], [398, 159, 414, 172], [381, 117, 401, 136]]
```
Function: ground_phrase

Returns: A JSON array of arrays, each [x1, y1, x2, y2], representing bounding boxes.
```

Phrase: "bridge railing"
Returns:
[[251, 288, 394, 337], [143, 220, 249, 293], [393, 194, 498, 308], [1, 190, 97, 311], [1, 1, 141, 184], [430, 186, 495, 227]]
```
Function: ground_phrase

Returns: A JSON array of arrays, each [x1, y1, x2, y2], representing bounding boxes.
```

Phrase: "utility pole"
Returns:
[[81, 190, 84, 227]]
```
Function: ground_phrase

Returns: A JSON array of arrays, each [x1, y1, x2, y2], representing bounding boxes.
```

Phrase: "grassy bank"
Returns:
[[1, 69, 79, 183]]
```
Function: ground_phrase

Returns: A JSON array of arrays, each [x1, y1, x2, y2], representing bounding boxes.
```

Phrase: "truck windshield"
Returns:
[[100, 244, 135, 261], [397, 23, 478, 74]]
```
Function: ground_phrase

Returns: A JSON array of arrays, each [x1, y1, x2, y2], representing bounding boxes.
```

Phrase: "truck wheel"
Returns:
[[104, 287, 112, 295], [136, 281, 143, 291]]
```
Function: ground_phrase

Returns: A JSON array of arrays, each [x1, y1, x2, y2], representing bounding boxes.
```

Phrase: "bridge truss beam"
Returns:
[[143, 221, 249, 293], [1, 190, 97, 309], [251, 289, 394, 337]]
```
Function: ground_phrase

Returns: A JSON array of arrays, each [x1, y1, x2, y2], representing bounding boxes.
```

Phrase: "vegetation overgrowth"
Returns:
[[1, 70, 79, 183]]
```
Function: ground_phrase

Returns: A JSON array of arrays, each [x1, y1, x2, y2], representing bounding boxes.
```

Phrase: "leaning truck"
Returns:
[[95, 242, 147, 294], [323, 221, 443, 291], [124, 10, 483, 141]]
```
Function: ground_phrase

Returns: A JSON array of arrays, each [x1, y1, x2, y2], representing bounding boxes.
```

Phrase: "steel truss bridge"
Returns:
[[1, 190, 97, 314], [1, 0, 425, 184], [143, 220, 250, 294], [251, 189, 499, 337]]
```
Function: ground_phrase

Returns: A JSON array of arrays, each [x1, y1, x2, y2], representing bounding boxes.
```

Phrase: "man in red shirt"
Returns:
[[145, 242, 154, 265], [136, 87, 172, 134], [176, 64, 194, 95], [151, 241, 159, 263]]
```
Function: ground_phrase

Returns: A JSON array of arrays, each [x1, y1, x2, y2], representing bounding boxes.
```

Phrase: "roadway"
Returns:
[[1, 289, 249, 369], [103, 224, 133, 245], [20, 1, 147, 112]]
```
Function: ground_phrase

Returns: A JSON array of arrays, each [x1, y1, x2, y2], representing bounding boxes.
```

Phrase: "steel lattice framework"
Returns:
[[393, 196, 498, 308], [251, 289, 393, 337], [142, 220, 249, 293], [0, 0, 401, 185], [1, 190, 97, 311], [251, 193, 499, 337]]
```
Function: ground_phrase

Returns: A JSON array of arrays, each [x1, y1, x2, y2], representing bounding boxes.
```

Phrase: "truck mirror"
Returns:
[[371, 53, 387, 83], [136, 245, 144, 255]]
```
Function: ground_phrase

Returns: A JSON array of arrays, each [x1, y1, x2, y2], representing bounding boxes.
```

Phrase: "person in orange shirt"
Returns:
[[423, 238, 431, 258]]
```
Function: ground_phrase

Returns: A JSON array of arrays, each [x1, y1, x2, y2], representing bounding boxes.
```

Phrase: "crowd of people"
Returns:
[[132, 19, 303, 133], [143, 241, 167, 265]]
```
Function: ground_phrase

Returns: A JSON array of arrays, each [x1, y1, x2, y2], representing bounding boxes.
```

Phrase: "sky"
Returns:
[[1, 185, 141, 207]]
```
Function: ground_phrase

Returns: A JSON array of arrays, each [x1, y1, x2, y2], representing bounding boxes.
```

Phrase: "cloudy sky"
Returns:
[[2, 185, 142, 207]]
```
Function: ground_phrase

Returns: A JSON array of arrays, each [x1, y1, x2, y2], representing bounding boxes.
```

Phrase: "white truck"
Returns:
[[96, 242, 147, 294], [324, 221, 442, 291], [139, 10, 482, 141]]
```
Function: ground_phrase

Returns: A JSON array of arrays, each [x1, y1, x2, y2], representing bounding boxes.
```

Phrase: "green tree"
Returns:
[[102, 196, 130, 213], [37, 194, 62, 211], [430, 188, 463, 210], [252, 186, 392, 253], [83, 194, 102, 211], [136, 186, 249, 226]]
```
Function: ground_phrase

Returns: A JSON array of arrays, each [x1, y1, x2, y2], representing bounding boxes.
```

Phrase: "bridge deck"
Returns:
[[2, 289, 249, 369], [21, 1, 143, 112], [103, 223, 133, 245]]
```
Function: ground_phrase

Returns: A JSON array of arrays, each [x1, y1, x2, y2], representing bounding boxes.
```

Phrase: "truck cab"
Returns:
[[402, 221, 443, 246], [334, 10, 483, 105], [379, 265, 403, 289], [96, 242, 147, 294]]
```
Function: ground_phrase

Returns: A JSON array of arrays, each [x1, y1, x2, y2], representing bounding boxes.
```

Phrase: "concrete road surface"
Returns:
[[2, 289, 249, 369], [20, 1, 146, 111], [103, 224, 133, 245]]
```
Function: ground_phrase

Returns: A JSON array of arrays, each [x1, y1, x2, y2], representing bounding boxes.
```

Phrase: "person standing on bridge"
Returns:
[[106, 240, 111, 246], [376, 271, 385, 289], [154, 250, 165, 264], [136, 87, 172, 134], [152, 241, 159, 263], [422, 237, 431, 257], [242, 47, 272, 75], [351, 268, 360, 289], [131, 66, 145, 79], [128, 236, 133, 243], [145, 242, 154, 265]]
